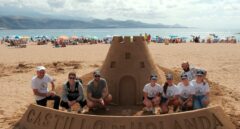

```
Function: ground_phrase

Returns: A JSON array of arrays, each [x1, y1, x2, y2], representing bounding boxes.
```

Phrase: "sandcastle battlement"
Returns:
[[112, 36, 145, 45]]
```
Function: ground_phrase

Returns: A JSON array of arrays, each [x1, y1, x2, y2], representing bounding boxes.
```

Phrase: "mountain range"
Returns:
[[0, 16, 187, 29]]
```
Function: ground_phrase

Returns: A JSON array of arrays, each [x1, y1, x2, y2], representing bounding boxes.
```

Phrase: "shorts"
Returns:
[[142, 97, 154, 101], [193, 95, 208, 109], [160, 97, 168, 104]]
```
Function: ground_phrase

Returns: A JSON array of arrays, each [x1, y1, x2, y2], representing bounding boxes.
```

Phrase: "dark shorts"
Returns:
[[142, 97, 154, 101], [160, 97, 168, 104], [180, 97, 188, 102]]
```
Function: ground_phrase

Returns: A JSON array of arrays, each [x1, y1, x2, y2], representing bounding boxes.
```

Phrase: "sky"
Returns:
[[0, 0, 240, 29]]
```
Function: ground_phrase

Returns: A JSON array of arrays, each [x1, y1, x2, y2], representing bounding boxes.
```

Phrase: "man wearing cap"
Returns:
[[31, 66, 60, 109], [181, 61, 196, 81], [86, 71, 112, 110], [143, 75, 162, 114]]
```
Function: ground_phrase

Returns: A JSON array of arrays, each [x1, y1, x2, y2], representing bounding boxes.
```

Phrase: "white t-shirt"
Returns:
[[182, 68, 196, 81], [191, 80, 210, 96], [143, 83, 163, 98], [162, 84, 179, 99], [31, 74, 53, 100], [177, 82, 195, 99]]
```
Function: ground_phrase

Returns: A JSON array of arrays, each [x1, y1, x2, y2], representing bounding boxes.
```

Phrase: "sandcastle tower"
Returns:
[[100, 36, 163, 105]]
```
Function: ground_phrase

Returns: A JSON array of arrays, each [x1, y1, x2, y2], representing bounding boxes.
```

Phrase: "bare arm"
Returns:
[[102, 86, 109, 99], [50, 82, 55, 91], [32, 89, 49, 97], [143, 92, 148, 100]]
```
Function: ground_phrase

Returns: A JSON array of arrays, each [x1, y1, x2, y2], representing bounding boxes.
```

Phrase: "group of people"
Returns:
[[143, 61, 209, 114], [31, 66, 112, 113], [31, 61, 210, 114]]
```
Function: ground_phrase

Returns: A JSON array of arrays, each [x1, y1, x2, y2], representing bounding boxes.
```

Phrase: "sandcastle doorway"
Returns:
[[119, 76, 136, 105]]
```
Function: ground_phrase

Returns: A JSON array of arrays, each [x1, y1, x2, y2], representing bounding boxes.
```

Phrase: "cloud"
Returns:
[[0, 0, 239, 28]]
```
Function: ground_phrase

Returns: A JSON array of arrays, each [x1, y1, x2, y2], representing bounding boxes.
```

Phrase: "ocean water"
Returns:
[[0, 28, 239, 41]]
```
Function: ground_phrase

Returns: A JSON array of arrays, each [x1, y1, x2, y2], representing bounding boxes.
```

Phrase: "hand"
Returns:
[[46, 92, 51, 97], [99, 98, 105, 106], [49, 91, 56, 96], [68, 101, 72, 106]]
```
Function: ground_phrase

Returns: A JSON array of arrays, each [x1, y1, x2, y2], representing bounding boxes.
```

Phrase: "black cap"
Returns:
[[181, 73, 188, 79], [196, 69, 204, 76]]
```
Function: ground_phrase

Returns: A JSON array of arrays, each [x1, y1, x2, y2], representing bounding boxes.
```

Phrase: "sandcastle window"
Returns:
[[140, 62, 145, 68], [110, 61, 116, 68], [125, 53, 131, 59]]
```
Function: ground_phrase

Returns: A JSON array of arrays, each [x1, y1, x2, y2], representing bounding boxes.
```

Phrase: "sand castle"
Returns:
[[14, 36, 236, 129], [101, 36, 162, 105]]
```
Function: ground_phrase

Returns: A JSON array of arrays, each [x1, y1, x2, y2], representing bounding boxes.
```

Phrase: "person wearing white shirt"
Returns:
[[143, 75, 162, 114], [181, 61, 196, 81], [177, 73, 195, 111], [31, 66, 60, 109], [160, 73, 180, 114], [191, 69, 210, 109]]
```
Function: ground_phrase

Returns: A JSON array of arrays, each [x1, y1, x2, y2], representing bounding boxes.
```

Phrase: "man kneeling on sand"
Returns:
[[31, 66, 60, 109], [87, 71, 112, 111], [60, 72, 87, 113]]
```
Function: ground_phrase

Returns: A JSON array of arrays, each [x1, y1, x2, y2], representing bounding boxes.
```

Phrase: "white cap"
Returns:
[[36, 66, 46, 71]]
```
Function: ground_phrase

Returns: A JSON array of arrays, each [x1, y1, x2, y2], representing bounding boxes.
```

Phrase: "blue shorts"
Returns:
[[193, 95, 208, 109]]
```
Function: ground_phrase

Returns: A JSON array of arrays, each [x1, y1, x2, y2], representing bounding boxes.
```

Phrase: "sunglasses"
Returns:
[[69, 77, 76, 80], [94, 75, 100, 78]]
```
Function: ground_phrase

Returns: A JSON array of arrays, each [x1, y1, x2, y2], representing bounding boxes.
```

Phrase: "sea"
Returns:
[[0, 28, 240, 41]]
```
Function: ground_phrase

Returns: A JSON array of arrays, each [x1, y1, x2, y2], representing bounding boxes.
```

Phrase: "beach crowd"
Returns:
[[1, 34, 238, 48]]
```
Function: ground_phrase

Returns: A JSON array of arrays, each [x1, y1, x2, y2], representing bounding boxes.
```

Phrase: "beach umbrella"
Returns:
[[21, 36, 30, 39], [169, 35, 178, 39], [58, 35, 69, 40], [51, 36, 57, 40], [15, 35, 21, 39], [92, 36, 98, 40], [71, 36, 78, 39], [42, 36, 49, 39]]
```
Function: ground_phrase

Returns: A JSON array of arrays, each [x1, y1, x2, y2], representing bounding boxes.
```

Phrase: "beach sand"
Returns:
[[0, 43, 239, 128]]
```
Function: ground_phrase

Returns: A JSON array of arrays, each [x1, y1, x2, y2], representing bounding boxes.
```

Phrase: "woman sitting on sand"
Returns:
[[160, 73, 180, 114], [191, 69, 210, 109], [143, 74, 162, 114], [177, 73, 195, 111], [60, 72, 87, 113]]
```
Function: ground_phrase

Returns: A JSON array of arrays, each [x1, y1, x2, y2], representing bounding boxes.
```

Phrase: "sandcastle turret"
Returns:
[[100, 36, 163, 105]]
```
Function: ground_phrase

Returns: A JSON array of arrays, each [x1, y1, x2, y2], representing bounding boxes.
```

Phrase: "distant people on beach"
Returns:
[[86, 71, 112, 111], [31, 66, 60, 110], [143, 74, 162, 114], [60, 72, 87, 113]]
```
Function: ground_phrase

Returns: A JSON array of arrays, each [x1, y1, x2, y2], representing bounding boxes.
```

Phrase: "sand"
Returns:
[[0, 43, 240, 128]]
